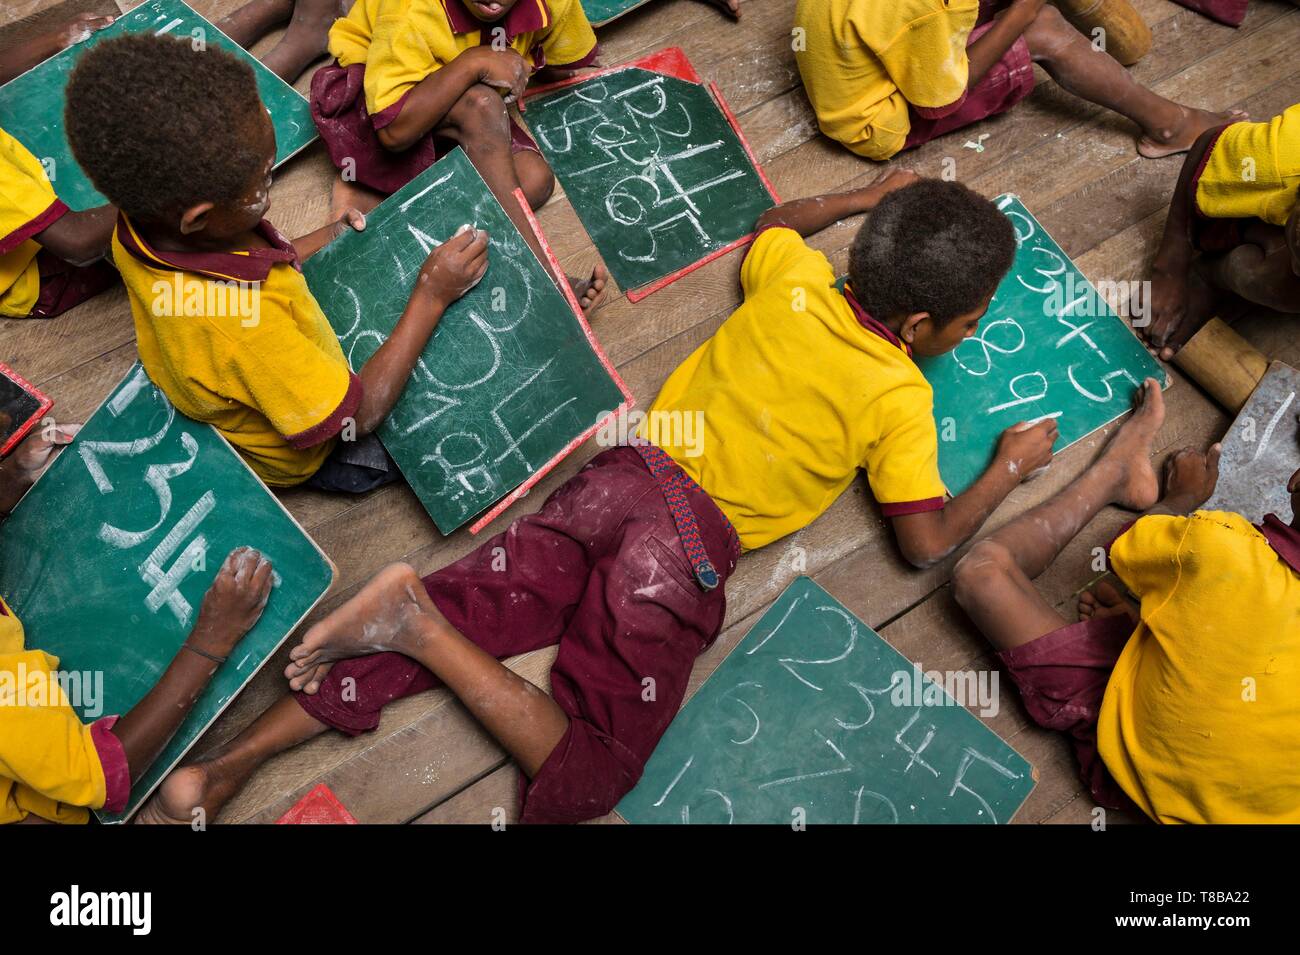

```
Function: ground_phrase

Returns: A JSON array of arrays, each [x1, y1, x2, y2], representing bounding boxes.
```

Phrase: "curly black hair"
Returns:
[[848, 179, 1015, 327], [65, 33, 267, 223]]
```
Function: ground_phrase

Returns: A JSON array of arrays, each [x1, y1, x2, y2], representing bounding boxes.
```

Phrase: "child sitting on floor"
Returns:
[[313, 0, 606, 306], [0, 427, 274, 824], [952, 380, 1300, 823], [793, 0, 1241, 162], [1145, 103, 1299, 359], [0, 0, 352, 321], [136, 175, 1062, 826], [64, 34, 489, 494]]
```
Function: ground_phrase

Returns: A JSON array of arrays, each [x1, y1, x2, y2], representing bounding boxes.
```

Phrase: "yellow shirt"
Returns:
[[0, 127, 67, 318], [330, 0, 598, 120], [1099, 512, 1300, 824], [1195, 104, 1300, 226], [111, 216, 361, 487], [0, 597, 115, 824], [647, 227, 948, 551], [794, 0, 978, 161]]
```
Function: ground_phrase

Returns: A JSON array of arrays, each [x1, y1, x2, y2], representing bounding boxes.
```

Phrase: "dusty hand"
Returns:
[[472, 46, 530, 106], [2, 424, 80, 486], [1161, 444, 1222, 513], [54, 13, 114, 50], [330, 207, 366, 241], [417, 226, 490, 307], [997, 418, 1059, 479], [189, 548, 275, 658]]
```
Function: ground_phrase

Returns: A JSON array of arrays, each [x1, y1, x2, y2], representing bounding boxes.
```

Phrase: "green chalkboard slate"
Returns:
[[0, 0, 316, 212], [619, 577, 1035, 824], [581, 0, 654, 26], [916, 195, 1167, 496], [523, 48, 776, 297], [303, 148, 631, 535], [0, 364, 335, 823]]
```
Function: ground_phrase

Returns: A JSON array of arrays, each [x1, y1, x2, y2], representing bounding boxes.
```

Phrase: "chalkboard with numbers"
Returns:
[[618, 577, 1036, 825], [522, 47, 777, 300], [302, 148, 632, 535], [0, 363, 335, 823], [0, 0, 316, 212], [916, 195, 1167, 497]]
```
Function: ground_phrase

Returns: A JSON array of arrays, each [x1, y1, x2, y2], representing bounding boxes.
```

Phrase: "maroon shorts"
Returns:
[[28, 249, 118, 319], [997, 613, 1139, 811], [903, 9, 1037, 152], [1171, 0, 1248, 27], [310, 62, 541, 195], [293, 446, 741, 824]]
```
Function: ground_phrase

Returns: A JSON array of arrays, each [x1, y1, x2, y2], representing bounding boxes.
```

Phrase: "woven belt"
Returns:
[[629, 442, 720, 591]]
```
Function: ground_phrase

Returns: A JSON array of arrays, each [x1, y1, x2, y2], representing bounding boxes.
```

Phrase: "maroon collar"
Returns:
[[842, 284, 912, 358], [442, 0, 548, 40], [1257, 514, 1300, 574], [117, 214, 299, 282]]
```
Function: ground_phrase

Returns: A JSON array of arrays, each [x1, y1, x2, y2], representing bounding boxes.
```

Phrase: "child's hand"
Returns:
[[329, 207, 366, 241], [55, 13, 114, 51], [996, 418, 1058, 480], [188, 548, 275, 659], [470, 47, 531, 106], [1, 424, 80, 489], [1160, 444, 1221, 514], [871, 169, 921, 197], [417, 227, 490, 307]]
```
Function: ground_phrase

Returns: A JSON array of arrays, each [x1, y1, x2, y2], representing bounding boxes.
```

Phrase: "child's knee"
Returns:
[[1023, 3, 1073, 60], [447, 84, 510, 138], [516, 152, 555, 208], [952, 541, 1018, 612]]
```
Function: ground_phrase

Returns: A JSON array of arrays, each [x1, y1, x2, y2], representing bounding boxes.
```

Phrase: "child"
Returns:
[[137, 175, 1061, 825], [0, 0, 350, 321], [794, 0, 1241, 163], [312, 0, 606, 307], [0, 427, 274, 824], [65, 34, 489, 494], [1145, 104, 1299, 360], [952, 381, 1300, 823]]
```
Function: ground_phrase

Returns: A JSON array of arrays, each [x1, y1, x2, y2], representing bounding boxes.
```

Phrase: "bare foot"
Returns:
[[284, 563, 437, 690], [331, 176, 383, 221], [134, 757, 247, 825], [695, 0, 741, 18], [1095, 378, 1165, 510], [1137, 106, 1247, 159], [1146, 260, 1216, 361], [569, 262, 609, 313], [1078, 579, 1139, 625]]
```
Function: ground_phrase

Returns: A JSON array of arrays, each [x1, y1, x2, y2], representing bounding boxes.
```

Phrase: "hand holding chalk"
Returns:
[[997, 418, 1058, 482], [417, 226, 490, 307]]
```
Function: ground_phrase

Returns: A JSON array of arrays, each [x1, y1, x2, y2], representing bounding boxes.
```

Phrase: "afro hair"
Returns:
[[65, 33, 268, 223], [848, 179, 1016, 327]]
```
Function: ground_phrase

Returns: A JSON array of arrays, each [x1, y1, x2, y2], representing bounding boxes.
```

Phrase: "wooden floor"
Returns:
[[4, 0, 1298, 825]]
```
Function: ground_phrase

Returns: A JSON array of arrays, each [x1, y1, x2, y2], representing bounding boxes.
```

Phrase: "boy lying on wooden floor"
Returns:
[[0, 429, 274, 824], [953, 381, 1300, 823], [1145, 103, 1300, 360], [139, 174, 1061, 824], [0, 0, 346, 321]]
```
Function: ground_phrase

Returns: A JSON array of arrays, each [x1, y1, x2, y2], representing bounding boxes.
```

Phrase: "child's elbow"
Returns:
[[376, 124, 409, 152]]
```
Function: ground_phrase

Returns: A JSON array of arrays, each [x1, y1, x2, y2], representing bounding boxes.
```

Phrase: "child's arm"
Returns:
[[0, 13, 115, 84], [754, 169, 920, 237], [33, 206, 116, 267], [351, 227, 489, 435], [891, 419, 1058, 568], [109, 548, 273, 785], [377, 48, 531, 151], [293, 208, 367, 261], [1147, 126, 1226, 348], [966, 0, 1043, 86]]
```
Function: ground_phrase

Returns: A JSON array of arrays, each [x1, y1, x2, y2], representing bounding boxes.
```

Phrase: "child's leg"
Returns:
[[952, 379, 1164, 650], [218, 0, 344, 85], [1206, 224, 1300, 312], [1021, 4, 1242, 158]]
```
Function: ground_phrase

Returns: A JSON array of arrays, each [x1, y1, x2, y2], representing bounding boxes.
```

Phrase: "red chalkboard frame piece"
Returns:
[[275, 783, 359, 824], [522, 47, 781, 304], [0, 360, 54, 457]]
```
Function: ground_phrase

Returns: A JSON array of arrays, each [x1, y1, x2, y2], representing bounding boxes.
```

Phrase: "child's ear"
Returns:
[[179, 202, 215, 236], [898, 312, 931, 344]]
